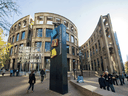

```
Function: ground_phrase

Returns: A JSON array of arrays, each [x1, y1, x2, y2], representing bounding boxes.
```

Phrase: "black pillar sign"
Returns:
[[50, 24, 68, 94]]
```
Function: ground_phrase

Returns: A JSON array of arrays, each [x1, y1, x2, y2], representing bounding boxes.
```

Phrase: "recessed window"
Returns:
[[35, 42, 42, 52], [71, 35, 74, 43], [36, 28, 42, 37], [56, 18, 61, 23], [15, 45, 17, 54], [14, 25, 17, 31], [64, 21, 68, 29], [72, 46, 75, 55], [66, 33, 69, 41], [23, 20, 27, 27], [10, 47, 13, 55], [18, 23, 21, 29], [47, 17, 53, 24], [75, 39, 77, 45], [16, 33, 19, 41], [45, 42, 50, 52], [21, 31, 25, 40], [67, 45, 69, 53], [12, 36, 15, 43], [46, 29, 52, 37], [71, 26, 73, 32]]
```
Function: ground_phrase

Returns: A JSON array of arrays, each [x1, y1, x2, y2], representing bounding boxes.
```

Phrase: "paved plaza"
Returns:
[[0, 73, 84, 96], [0, 72, 128, 96]]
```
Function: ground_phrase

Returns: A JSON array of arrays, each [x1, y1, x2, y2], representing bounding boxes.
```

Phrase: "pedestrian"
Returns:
[[40, 69, 45, 83], [108, 74, 115, 92], [13, 69, 15, 76], [16, 68, 19, 76], [77, 74, 84, 83], [119, 73, 123, 85], [2, 68, 5, 76], [10, 68, 13, 77], [125, 73, 128, 81], [115, 73, 119, 85], [98, 75, 106, 90], [122, 73, 125, 84], [27, 70, 36, 93], [103, 71, 115, 92]]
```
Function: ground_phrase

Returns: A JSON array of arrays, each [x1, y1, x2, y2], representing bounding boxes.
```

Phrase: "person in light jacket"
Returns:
[[2, 68, 5, 76], [77, 74, 84, 83]]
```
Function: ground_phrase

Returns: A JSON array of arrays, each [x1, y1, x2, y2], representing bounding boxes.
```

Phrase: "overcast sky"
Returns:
[[4, 0, 128, 63]]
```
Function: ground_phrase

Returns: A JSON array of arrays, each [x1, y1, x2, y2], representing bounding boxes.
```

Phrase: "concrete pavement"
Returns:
[[0, 75, 84, 96]]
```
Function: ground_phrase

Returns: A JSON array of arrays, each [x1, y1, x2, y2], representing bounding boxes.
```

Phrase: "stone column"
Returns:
[[44, 16, 47, 24], [69, 34, 71, 42], [42, 56, 45, 69], [107, 14, 122, 74], [69, 58, 73, 71], [100, 15, 113, 74], [43, 28, 46, 38]]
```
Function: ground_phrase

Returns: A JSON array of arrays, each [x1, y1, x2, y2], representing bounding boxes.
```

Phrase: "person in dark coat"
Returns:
[[98, 75, 106, 90], [16, 68, 19, 76], [113, 73, 118, 85], [27, 70, 36, 93], [104, 71, 115, 92], [119, 73, 123, 85], [122, 73, 125, 84], [40, 69, 45, 83]]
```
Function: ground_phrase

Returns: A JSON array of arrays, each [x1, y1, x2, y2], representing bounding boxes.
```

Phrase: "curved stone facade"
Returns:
[[8, 12, 79, 71], [80, 14, 122, 74]]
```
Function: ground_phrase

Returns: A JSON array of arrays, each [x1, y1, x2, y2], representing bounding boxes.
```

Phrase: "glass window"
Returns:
[[97, 58, 100, 71], [95, 44, 98, 53], [85, 52, 86, 58], [21, 31, 25, 40], [10, 47, 13, 55], [98, 40, 101, 51], [12, 36, 15, 43], [71, 35, 74, 43], [67, 45, 69, 53], [72, 46, 75, 55], [28, 30, 31, 40], [16, 33, 19, 41], [37, 28, 42, 37], [75, 39, 77, 45], [45, 42, 50, 52], [91, 61, 93, 70], [66, 33, 69, 41], [46, 29, 52, 37], [15, 45, 17, 54], [20, 44, 24, 48], [94, 60, 97, 71], [101, 56, 104, 71], [35, 42, 42, 52]]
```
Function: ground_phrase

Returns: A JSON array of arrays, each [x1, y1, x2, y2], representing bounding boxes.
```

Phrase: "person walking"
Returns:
[[2, 68, 5, 76], [119, 73, 123, 85], [27, 70, 36, 93], [16, 68, 19, 76], [103, 71, 115, 92], [122, 73, 125, 84], [10, 68, 13, 77], [40, 69, 45, 83], [98, 75, 106, 90]]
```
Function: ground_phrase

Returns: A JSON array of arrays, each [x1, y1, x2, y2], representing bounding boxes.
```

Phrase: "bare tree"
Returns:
[[0, 0, 20, 35]]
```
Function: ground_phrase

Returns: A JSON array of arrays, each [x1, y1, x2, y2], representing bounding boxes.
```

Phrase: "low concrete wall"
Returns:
[[70, 80, 124, 96]]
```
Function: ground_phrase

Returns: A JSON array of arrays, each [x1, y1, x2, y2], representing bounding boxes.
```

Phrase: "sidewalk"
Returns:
[[0, 75, 84, 96]]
